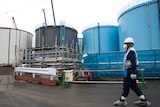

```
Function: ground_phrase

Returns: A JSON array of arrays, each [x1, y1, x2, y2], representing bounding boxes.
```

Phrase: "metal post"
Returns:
[[32, 73, 35, 78], [141, 68, 146, 90], [146, 3, 152, 49], [98, 23, 100, 53], [50, 75, 53, 80], [8, 29, 11, 65], [15, 29, 18, 66], [18, 31, 21, 65], [62, 71, 66, 87]]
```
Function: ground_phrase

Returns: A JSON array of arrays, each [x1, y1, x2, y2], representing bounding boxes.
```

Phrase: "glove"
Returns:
[[130, 74, 137, 79]]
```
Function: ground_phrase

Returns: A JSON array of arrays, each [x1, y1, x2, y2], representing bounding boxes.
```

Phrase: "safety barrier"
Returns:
[[15, 67, 57, 80], [62, 68, 146, 89], [14, 67, 59, 86], [83, 49, 160, 78]]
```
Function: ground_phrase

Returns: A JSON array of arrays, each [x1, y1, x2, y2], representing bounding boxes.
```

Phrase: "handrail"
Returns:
[[72, 69, 144, 72], [62, 68, 146, 89]]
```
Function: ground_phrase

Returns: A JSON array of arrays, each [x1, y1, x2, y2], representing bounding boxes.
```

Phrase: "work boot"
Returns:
[[113, 100, 128, 106], [134, 100, 151, 106]]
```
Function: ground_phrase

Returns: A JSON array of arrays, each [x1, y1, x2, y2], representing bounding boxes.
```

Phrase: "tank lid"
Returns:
[[82, 22, 118, 32], [35, 21, 78, 31]]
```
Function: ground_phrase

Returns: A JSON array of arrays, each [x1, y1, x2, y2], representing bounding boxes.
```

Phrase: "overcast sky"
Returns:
[[0, 0, 133, 38]]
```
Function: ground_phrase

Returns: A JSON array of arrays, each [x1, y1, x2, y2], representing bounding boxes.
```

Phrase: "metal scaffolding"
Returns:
[[16, 46, 80, 72]]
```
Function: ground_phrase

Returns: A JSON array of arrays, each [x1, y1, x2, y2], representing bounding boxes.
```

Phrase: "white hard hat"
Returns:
[[124, 37, 134, 44]]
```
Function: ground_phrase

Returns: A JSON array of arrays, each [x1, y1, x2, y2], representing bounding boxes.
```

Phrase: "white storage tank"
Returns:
[[0, 27, 33, 66]]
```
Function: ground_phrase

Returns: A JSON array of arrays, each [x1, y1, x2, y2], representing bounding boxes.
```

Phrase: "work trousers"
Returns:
[[122, 77, 143, 97]]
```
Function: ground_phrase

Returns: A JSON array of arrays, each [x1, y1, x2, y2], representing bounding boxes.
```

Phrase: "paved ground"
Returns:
[[0, 74, 159, 107], [0, 67, 13, 75]]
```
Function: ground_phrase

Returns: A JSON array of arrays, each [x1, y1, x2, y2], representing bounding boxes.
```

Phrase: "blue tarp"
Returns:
[[82, 49, 160, 79]]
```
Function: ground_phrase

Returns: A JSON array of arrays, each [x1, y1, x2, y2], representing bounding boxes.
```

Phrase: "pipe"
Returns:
[[158, 0, 160, 15], [158, 0, 160, 40], [8, 29, 11, 65], [146, 3, 152, 49], [98, 23, 100, 53], [15, 29, 18, 66]]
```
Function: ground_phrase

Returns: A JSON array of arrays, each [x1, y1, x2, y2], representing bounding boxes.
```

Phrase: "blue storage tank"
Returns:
[[118, 0, 160, 51], [82, 23, 119, 54]]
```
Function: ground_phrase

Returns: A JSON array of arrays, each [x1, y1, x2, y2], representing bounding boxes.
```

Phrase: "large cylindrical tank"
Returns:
[[0, 27, 33, 65], [82, 23, 119, 54], [118, 0, 160, 51], [35, 24, 78, 49]]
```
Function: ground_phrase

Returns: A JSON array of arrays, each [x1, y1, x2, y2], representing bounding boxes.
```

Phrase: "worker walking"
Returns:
[[113, 37, 151, 106]]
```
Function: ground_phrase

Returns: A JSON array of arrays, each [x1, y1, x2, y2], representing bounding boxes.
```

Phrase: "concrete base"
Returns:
[[15, 75, 59, 86]]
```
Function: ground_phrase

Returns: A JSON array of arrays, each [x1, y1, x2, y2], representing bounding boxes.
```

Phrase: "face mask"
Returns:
[[123, 44, 127, 49]]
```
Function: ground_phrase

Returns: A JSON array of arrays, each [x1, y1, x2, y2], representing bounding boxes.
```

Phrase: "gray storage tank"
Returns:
[[35, 23, 78, 49], [118, 0, 160, 51]]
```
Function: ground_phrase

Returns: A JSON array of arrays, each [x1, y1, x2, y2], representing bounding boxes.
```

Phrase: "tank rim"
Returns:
[[35, 21, 78, 32], [0, 27, 33, 36], [82, 22, 118, 33], [117, 0, 157, 21]]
